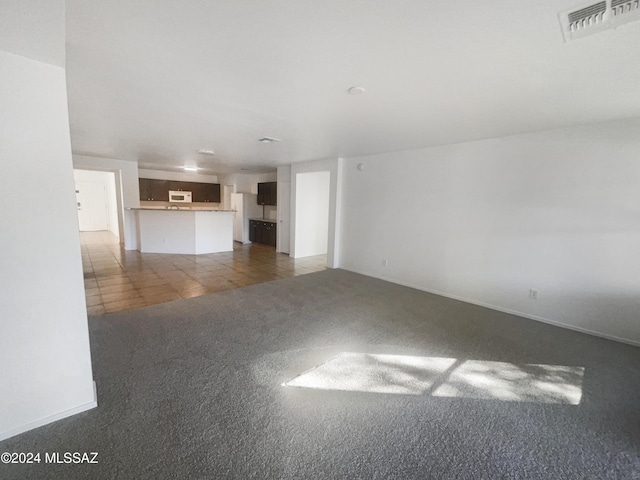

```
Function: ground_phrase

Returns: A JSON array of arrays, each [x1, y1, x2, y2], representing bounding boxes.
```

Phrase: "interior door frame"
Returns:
[[289, 158, 344, 268], [277, 181, 291, 254]]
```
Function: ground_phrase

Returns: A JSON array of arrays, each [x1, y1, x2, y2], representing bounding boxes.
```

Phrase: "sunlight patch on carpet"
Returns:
[[285, 353, 456, 395], [282, 353, 584, 404]]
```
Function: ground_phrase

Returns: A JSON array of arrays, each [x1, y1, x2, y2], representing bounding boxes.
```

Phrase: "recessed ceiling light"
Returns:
[[183, 167, 198, 172], [347, 86, 366, 95], [197, 149, 215, 155], [258, 137, 281, 143]]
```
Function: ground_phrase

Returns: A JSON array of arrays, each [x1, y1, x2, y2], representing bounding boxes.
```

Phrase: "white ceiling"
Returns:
[[0, 0, 65, 67], [65, 0, 640, 175]]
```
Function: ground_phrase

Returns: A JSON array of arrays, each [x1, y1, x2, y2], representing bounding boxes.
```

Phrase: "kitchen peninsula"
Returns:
[[130, 207, 234, 254]]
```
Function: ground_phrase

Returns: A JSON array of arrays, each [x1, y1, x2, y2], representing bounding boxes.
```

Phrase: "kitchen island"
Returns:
[[131, 208, 234, 254]]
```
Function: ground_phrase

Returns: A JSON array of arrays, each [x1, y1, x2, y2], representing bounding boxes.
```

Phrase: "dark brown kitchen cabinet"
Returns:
[[257, 182, 277, 205], [189, 182, 205, 201], [201, 183, 221, 203], [249, 220, 276, 247], [249, 220, 262, 243], [139, 178, 153, 201], [265, 222, 276, 246], [140, 178, 168, 201], [150, 180, 169, 201], [167, 181, 188, 192], [139, 178, 169, 201], [139, 178, 220, 202], [189, 182, 220, 202], [167, 181, 180, 192]]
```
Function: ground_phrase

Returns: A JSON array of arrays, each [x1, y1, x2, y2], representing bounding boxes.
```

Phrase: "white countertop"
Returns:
[[128, 207, 235, 212]]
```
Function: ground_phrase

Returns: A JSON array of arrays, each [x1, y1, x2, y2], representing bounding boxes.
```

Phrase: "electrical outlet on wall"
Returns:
[[529, 289, 538, 300]]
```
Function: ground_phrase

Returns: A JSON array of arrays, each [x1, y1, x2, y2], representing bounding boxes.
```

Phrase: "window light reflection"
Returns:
[[282, 353, 584, 404]]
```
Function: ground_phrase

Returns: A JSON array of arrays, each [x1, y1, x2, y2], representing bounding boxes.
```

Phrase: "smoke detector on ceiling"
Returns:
[[347, 86, 366, 95], [559, 0, 640, 41], [258, 137, 281, 143]]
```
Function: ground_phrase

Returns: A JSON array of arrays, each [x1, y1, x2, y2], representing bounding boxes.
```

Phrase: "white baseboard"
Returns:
[[0, 381, 98, 442], [341, 267, 640, 348]]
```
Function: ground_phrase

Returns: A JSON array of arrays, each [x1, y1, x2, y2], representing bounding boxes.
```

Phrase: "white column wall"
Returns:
[[0, 50, 96, 440]]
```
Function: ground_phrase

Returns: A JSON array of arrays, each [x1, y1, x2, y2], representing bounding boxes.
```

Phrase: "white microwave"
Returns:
[[169, 191, 192, 203]]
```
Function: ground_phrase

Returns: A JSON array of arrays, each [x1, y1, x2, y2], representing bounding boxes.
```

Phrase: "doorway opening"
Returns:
[[223, 184, 235, 211], [73, 169, 122, 243]]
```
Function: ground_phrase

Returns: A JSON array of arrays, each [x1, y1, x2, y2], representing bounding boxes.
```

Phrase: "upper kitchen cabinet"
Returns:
[[150, 180, 169, 201], [139, 178, 220, 203], [191, 182, 220, 203], [257, 182, 277, 205], [188, 182, 205, 201], [167, 181, 189, 192], [202, 183, 221, 203], [139, 178, 153, 201], [139, 178, 169, 201]]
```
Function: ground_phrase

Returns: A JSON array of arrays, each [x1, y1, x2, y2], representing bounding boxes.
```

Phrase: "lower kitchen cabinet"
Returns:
[[249, 220, 276, 247]]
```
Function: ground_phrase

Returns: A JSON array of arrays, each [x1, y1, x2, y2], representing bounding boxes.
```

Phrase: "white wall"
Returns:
[[73, 155, 140, 249], [294, 171, 331, 258], [339, 119, 640, 346], [73, 169, 119, 237], [221, 172, 277, 194], [290, 158, 343, 267], [220, 172, 279, 220], [0, 48, 96, 440]]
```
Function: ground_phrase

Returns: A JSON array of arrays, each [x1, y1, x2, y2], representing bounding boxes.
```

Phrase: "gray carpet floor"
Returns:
[[1, 269, 639, 479]]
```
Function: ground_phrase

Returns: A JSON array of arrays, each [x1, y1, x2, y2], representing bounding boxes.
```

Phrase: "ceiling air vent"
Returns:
[[559, 0, 640, 41], [611, 0, 640, 16], [568, 2, 607, 30]]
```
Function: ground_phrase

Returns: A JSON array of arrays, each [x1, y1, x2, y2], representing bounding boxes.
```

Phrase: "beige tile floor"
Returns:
[[81, 231, 327, 315]]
